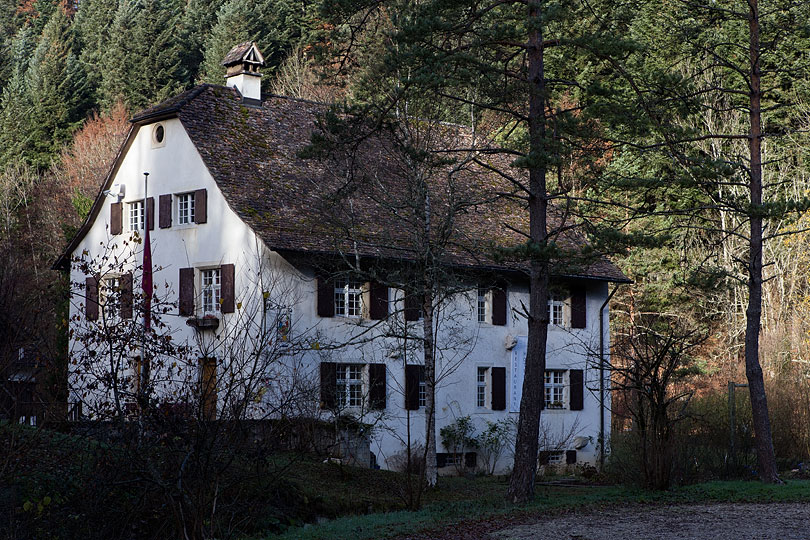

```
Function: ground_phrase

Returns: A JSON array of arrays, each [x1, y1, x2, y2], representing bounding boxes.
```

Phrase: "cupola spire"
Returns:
[[222, 41, 265, 105]]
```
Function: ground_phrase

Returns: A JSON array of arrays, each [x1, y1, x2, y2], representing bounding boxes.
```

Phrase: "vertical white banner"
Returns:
[[510, 336, 527, 412]]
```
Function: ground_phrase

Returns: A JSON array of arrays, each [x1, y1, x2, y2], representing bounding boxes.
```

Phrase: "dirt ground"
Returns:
[[492, 503, 810, 540]]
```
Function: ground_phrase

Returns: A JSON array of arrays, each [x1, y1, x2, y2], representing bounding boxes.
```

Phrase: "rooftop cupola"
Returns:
[[222, 41, 265, 105]]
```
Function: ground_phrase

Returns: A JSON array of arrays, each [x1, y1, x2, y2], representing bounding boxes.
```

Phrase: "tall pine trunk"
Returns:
[[507, 0, 551, 503], [744, 0, 779, 484]]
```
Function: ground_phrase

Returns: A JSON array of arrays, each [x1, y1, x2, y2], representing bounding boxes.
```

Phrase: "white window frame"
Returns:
[[336, 364, 364, 408], [334, 279, 364, 318], [201, 268, 221, 316], [418, 369, 426, 408], [547, 293, 565, 326], [477, 287, 490, 324], [129, 200, 144, 232], [177, 192, 195, 225], [544, 369, 566, 409], [547, 451, 565, 465], [477, 366, 490, 408]]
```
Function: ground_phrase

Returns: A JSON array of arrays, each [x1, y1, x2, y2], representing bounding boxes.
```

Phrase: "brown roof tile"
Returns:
[[65, 84, 628, 283]]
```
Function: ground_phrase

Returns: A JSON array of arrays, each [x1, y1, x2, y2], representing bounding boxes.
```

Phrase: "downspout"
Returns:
[[599, 283, 620, 471]]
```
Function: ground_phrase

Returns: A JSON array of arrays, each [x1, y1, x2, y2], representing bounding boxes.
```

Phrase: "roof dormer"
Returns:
[[222, 41, 265, 106]]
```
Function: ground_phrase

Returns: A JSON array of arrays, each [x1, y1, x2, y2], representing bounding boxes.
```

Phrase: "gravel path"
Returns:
[[493, 503, 810, 540]]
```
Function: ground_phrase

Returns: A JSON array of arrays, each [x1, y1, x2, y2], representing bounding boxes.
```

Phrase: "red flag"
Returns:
[[142, 190, 153, 331]]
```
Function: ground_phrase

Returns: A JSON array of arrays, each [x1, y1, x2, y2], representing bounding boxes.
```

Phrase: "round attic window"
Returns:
[[154, 124, 165, 144]]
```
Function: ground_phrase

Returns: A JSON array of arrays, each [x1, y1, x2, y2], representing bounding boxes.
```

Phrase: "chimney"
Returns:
[[222, 41, 265, 106]]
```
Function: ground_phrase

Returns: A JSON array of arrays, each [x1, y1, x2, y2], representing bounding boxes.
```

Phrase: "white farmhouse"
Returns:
[[56, 42, 628, 473]]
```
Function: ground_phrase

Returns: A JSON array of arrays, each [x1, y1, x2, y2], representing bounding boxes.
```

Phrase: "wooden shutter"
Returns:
[[146, 197, 155, 231], [492, 286, 507, 326], [570, 286, 587, 328], [404, 291, 420, 322], [320, 362, 337, 409], [179, 267, 194, 316], [369, 363, 386, 410], [538, 451, 551, 465], [221, 263, 235, 313], [404, 364, 421, 410], [110, 202, 122, 235], [193, 189, 207, 224], [159, 194, 172, 228], [436, 453, 447, 468], [569, 369, 584, 411], [316, 275, 334, 317], [120, 272, 133, 319], [369, 281, 388, 320], [200, 357, 217, 420], [85, 276, 99, 321], [566, 450, 577, 465], [491, 367, 506, 411], [465, 452, 477, 469]]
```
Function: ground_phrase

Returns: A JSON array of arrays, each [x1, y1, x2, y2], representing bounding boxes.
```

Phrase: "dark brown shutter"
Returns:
[[221, 263, 235, 313], [316, 275, 334, 317], [491, 367, 506, 411], [571, 286, 587, 329], [436, 453, 447, 468], [369, 363, 386, 409], [465, 452, 477, 468], [566, 450, 577, 464], [194, 189, 207, 224], [159, 194, 172, 228], [120, 272, 133, 319], [146, 197, 155, 231], [404, 291, 420, 321], [320, 362, 337, 409], [569, 369, 584, 411], [110, 202, 122, 235], [538, 451, 551, 465], [179, 267, 194, 316], [405, 364, 421, 410], [200, 357, 217, 420], [85, 276, 99, 321], [492, 286, 507, 326], [369, 281, 388, 320]]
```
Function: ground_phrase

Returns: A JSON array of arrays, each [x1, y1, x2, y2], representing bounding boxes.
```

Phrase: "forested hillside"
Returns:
[[3, 0, 810, 490]]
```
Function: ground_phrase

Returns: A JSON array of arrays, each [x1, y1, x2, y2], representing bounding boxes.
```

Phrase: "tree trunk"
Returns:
[[507, 0, 550, 503], [744, 0, 779, 484], [423, 288, 437, 487]]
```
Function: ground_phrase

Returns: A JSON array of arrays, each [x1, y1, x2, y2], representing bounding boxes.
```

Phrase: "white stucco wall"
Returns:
[[68, 117, 613, 474]]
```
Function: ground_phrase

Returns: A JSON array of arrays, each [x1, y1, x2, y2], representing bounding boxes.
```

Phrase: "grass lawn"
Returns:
[[262, 475, 810, 540]]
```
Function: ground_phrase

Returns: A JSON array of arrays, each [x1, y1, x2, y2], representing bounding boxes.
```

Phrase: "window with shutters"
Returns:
[[334, 279, 364, 318], [544, 370, 566, 409], [177, 192, 195, 225], [201, 269, 221, 315], [129, 200, 145, 231], [100, 276, 121, 321], [336, 364, 363, 408]]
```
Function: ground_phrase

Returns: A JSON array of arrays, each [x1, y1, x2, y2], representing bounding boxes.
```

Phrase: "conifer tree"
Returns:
[[100, 0, 189, 109], [74, 0, 120, 105], [200, 0, 313, 86], [23, 7, 90, 169]]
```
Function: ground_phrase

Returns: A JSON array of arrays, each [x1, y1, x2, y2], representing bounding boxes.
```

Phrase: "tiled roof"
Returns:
[[148, 85, 629, 282], [221, 41, 258, 66]]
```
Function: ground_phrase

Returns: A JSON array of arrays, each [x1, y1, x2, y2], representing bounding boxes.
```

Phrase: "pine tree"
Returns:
[[21, 7, 91, 169], [100, 0, 189, 109], [73, 0, 120, 106], [200, 0, 313, 86]]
